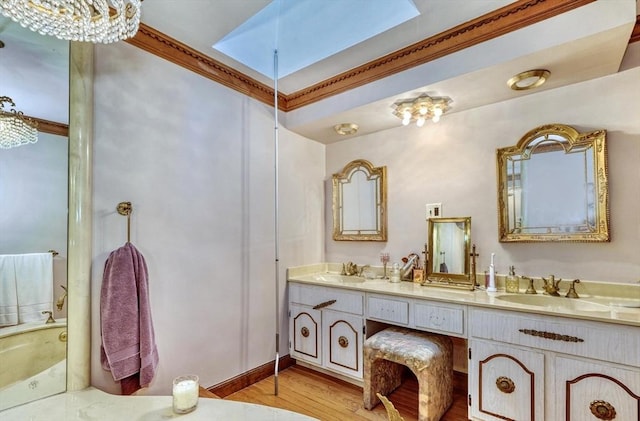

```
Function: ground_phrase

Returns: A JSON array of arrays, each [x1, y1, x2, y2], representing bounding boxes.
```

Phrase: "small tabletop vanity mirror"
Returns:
[[425, 217, 474, 290], [332, 159, 387, 241], [497, 124, 609, 242]]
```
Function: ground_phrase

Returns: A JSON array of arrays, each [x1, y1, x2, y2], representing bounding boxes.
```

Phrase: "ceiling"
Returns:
[[2, 1, 638, 143]]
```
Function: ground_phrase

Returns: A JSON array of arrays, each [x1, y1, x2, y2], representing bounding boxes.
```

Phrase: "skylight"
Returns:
[[212, 0, 420, 80]]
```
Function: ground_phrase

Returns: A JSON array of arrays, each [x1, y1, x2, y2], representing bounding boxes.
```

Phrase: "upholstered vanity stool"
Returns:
[[363, 327, 453, 421]]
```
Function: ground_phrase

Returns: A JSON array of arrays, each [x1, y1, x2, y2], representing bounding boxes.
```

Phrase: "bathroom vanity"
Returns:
[[287, 264, 640, 421]]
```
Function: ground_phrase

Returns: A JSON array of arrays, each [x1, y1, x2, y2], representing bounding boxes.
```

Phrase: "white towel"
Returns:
[[14, 253, 53, 323], [0, 255, 18, 327]]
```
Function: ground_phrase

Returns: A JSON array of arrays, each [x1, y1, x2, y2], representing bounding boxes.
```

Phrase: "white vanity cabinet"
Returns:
[[469, 308, 640, 421], [289, 282, 365, 380]]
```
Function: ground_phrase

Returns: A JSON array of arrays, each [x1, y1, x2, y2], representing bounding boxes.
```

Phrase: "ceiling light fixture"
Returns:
[[334, 123, 359, 136], [507, 69, 550, 91], [392, 94, 452, 127], [0, 0, 142, 44], [0, 96, 38, 149]]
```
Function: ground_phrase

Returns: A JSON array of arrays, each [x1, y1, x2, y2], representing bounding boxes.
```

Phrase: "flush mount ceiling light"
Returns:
[[0, 96, 38, 149], [392, 94, 452, 127], [507, 69, 550, 91], [334, 123, 359, 136], [0, 0, 142, 44]]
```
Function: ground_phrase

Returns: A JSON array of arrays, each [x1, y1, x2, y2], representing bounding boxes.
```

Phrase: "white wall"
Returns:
[[326, 67, 640, 285], [91, 42, 324, 394]]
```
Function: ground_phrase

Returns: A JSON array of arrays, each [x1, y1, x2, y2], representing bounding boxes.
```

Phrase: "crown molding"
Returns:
[[126, 23, 284, 107], [284, 0, 594, 110], [126, 0, 594, 111]]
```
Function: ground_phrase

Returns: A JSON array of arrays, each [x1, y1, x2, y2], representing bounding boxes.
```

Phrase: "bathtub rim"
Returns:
[[0, 318, 67, 339]]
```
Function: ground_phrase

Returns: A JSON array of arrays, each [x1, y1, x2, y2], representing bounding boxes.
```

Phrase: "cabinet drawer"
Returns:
[[469, 308, 640, 367], [289, 283, 363, 315], [367, 295, 409, 325], [414, 301, 465, 337]]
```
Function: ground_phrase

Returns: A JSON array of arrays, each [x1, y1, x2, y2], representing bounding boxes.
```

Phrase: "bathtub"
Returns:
[[0, 320, 67, 411]]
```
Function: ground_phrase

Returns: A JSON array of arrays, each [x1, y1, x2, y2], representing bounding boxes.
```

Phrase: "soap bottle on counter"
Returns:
[[505, 265, 519, 293]]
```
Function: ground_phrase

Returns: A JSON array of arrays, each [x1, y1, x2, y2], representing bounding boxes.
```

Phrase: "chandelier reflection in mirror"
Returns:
[[0, 96, 38, 149], [0, 0, 141, 43], [392, 94, 452, 127]]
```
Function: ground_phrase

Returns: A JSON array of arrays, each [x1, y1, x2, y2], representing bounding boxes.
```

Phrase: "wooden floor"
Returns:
[[224, 365, 469, 421]]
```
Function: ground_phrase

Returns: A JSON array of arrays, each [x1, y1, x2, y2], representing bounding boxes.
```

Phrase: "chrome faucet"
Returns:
[[565, 279, 581, 298], [56, 285, 67, 311], [541, 275, 562, 296]]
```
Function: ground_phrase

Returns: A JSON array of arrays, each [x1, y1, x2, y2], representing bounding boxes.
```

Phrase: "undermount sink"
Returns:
[[311, 274, 366, 284], [496, 294, 612, 312]]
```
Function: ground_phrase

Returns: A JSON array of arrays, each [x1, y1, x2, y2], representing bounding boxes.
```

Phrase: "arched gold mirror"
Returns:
[[497, 124, 609, 242], [332, 159, 387, 241], [425, 217, 474, 290]]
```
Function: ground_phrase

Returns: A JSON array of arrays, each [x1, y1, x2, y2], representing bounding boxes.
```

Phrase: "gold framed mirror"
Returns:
[[497, 124, 609, 242], [332, 159, 387, 241], [424, 217, 473, 290]]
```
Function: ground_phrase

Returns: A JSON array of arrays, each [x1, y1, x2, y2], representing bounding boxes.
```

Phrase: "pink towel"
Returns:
[[100, 242, 159, 394]]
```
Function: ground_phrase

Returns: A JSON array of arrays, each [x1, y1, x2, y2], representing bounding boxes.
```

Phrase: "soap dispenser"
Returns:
[[506, 265, 519, 293]]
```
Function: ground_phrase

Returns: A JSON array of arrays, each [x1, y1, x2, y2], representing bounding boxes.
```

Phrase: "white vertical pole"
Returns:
[[273, 49, 280, 396]]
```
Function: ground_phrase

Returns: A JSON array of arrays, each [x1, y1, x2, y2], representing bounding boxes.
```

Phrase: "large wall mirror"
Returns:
[[0, 17, 70, 410], [425, 217, 474, 290], [332, 159, 387, 241], [497, 124, 609, 242]]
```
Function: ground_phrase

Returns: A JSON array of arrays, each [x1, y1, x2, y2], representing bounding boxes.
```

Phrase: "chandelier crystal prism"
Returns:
[[392, 94, 453, 127], [0, 0, 142, 43], [0, 96, 38, 149]]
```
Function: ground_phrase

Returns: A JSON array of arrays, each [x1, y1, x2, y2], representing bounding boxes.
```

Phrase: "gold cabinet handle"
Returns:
[[59, 331, 67, 342], [590, 400, 616, 420], [301, 327, 310, 338], [313, 299, 337, 310], [496, 376, 515, 394], [518, 328, 584, 343], [338, 336, 349, 348]]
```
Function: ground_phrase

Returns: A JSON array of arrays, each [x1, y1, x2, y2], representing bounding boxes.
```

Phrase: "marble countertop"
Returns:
[[0, 388, 318, 420], [287, 264, 640, 327]]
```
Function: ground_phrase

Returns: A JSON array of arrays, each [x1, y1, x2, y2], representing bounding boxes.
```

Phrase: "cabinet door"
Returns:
[[555, 356, 640, 421], [469, 340, 544, 421], [322, 309, 364, 379], [289, 304, 321, 366]]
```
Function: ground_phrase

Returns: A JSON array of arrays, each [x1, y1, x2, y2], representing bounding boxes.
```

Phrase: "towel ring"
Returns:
[[117, 202, 133, 242]]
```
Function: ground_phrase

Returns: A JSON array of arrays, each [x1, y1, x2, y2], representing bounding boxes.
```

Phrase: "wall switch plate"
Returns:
[[426, 203, 442, 219]]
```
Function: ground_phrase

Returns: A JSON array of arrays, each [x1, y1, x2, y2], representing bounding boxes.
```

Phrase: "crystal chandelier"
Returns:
[[392, 94, 453, 127], [0, 0, 142, 44], [0, 96, 38, 149]]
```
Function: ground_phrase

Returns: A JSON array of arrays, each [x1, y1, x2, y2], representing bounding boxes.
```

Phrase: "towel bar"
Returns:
[[117, 202, 133, 242]]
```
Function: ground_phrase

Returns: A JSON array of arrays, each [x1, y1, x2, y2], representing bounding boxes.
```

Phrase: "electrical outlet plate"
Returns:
[[426, 203, 442, 219]]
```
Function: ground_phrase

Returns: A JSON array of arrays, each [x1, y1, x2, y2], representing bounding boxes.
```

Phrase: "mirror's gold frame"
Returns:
[[332, 159, 387, 241], [497, 124, 609, 243], [424, 217, 474, 290]]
